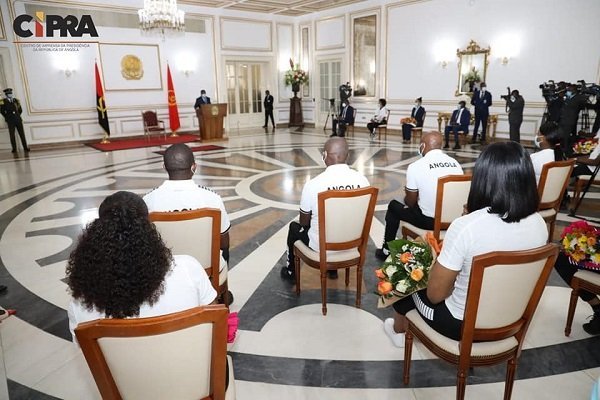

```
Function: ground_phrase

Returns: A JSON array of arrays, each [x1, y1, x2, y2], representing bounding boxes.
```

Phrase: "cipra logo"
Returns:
[[13, 11, 98, 38]]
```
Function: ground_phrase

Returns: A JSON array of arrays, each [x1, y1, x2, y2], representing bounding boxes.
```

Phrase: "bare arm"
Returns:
[[426, 260, 459, 304], [220, 231, 230, 262], [403, 189, 419, 209]]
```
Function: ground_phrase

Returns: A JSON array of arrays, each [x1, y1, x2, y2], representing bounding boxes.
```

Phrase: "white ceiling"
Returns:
[[181, 0, 370, 16]]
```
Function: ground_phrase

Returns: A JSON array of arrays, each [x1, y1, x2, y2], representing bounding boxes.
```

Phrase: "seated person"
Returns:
[[375, 131, 463, 260], [66, 191, 217, 342], [332, 100, 355, 138], [443, 101, 471, 150], [402, 97, 425, 143], [367, 98, 389, 139], [383, 142, 547, 346], [531, 121, 565, 184], [282, 137, 370, 282]]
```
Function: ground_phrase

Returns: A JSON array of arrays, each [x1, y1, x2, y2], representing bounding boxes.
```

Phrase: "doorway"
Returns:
[[317, 59, 342, 129], [225, 61, 268, 128]]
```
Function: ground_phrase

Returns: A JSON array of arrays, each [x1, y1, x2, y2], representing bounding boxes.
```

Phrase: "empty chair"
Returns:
[[141, 110, 166, 141]]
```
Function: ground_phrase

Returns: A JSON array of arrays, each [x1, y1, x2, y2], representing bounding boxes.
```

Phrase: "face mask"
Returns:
[[415, 103, 420, 107], [417, 144, 425, 157], [457, 104, 462, 109], [534, 136, 542, 148], [342, 103, 346, 107], [481, 87, 486, 92], [566, 91, 572, 98], [202, 94, 206, 98], [510, 96, 516, 102], [6, 94, 13, 99]]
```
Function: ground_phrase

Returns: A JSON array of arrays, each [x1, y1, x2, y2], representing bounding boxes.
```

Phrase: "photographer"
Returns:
[[502, 88, 524, 143], [559, 85, 588, 155]]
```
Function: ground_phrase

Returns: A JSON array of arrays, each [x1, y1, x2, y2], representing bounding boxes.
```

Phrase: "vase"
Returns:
[[292, 83, 300, 97]]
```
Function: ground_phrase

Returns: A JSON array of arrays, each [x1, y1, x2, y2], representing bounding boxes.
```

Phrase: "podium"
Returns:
[[197, 103, 227, 141]]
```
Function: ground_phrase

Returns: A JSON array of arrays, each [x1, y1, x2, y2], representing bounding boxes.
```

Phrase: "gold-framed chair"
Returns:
[[564, 269, 600, 336], [403, 243, 558, 400], [75, 305, 235, 400], [537, 159, 575, 241], [294, 186, 378, 315], [401, 174, 472, 242], [141, 110, 166, 141], [149, 208, 229, 305], [410, 111, 426, 143]]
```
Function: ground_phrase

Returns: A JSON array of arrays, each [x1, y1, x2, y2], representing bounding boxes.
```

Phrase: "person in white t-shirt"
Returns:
[[367, 98, 389, 140], [66, 191, 216, 343], [375, 131, 463, 260], [531, 121, 565, 184], [382, 142, 548, 347], [281, 137, 370, 282], [143, 143, 231, 302]]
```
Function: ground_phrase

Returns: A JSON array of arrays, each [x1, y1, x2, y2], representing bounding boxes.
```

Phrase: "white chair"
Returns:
[[537, 159, 575, 241], [401, 174, 472, 242], [564, 269, 600, 336], [75, 305, 235, 400], [294, 187, 378, 315], [403, 243, 558, 400]]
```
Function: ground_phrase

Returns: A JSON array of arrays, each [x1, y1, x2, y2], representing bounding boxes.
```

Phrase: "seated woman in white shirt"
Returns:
[[531, 121, 565, 184], [66, 191, 216, 342], [383, 142, 547, 346], [367, 98, 389, 139]]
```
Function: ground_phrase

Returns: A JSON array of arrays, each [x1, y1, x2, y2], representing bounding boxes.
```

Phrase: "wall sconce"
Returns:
[[501, 56, 510, 65], [441, 60, 449, 68], [181, 69, 193, 77], [63, 68, 76, 77]]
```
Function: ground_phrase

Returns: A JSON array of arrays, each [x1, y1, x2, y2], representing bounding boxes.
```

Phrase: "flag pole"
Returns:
[[100, 131, 110, 144]]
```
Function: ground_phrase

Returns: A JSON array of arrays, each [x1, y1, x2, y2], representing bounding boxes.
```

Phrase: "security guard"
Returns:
[[0, 88, 29, 153]]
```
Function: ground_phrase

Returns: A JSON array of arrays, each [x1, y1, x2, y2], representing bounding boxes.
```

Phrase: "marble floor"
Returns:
[[0, 127, 598, 399]]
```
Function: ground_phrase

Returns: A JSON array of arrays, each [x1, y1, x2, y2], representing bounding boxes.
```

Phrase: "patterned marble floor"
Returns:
[[0, 128, 598, 399]]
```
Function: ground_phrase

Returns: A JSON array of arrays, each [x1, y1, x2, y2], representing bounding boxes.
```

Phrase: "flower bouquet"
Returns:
[[572, 138, 598, 155], [284, 58, 309, 88], [401, 117, 417, 126], [561, 220, 600, 271], [375, 233, 438, 308]]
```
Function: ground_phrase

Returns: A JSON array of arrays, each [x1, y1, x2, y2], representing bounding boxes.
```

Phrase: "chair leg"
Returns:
[[565, 282, 580, 336], [403, 327, 414, 385], [456, 368, 468, 400], [547, 219, 556, 242], [345, 267, 350, 286], [294, 253, 301, 296], [321, 270, 327, 316], [356, 266, 362, 308], [503, 358, 518, 400]]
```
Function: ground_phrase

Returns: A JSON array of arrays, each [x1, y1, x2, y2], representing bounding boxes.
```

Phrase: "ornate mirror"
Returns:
[[456, 40, 490, 96]]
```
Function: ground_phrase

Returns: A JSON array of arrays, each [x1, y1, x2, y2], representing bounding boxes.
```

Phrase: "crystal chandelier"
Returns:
[[138, 0, 185, 37]]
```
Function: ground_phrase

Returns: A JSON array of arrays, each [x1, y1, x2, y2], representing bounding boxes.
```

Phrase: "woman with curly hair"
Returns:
[[66, 191, 216, 341]]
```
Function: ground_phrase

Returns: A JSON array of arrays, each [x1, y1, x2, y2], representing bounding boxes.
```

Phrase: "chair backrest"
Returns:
[[75, 305, 229, 400], [317, 186, 378, 259], [350, 108, 357, 125], [433, 174, 472, 239], [460, 243, 558, 358], [142, 110, 159, 127], [149, 208, 221, 290], [383, 109, 390, 125], [537, 159, 575, 210]]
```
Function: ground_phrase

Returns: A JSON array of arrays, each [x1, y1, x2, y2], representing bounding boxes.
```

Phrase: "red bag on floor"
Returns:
[[227, 312, 239, 343]]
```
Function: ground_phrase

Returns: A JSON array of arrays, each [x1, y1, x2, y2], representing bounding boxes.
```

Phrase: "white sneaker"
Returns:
[[383, 318, 405, 348]]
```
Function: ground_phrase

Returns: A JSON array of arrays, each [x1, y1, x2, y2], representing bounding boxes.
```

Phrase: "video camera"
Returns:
[[500, 86, 511, 101], [576, 80, 600, 97], [539, 80, 566, 103]]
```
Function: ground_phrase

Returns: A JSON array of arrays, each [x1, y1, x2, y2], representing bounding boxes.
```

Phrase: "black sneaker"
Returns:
[[375, 248, 389, 261], [453, 144, 461, 150], [280, 267, 296, 283], [583, 313, 600, 335], [327, 270, 338, 279]]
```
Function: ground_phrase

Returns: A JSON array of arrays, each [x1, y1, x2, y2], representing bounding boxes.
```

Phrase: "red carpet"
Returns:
[[154, 145, 226, 155], [86, 134, 200, 152]]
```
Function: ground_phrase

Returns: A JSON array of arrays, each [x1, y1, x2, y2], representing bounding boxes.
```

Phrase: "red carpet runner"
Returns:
[[86, 134, 200, 152]]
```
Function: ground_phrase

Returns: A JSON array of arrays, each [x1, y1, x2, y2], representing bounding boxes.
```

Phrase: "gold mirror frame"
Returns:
[[456, 40, 490, 97]]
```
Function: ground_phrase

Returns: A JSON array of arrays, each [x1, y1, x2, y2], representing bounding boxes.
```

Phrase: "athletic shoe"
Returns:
[[375, 247, 389, 261], [280, 267, 296, 283], [383, 318, 405, 348], [583, 313, 600, 335]]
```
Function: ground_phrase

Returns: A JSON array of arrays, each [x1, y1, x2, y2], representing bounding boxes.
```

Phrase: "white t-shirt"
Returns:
[[437, 208, 548, 320], [406, 149, 464, 217], [530, 149, 555, 184], [143, 179, 230, 234], [68, 254, 216, 342], [374, 106, 389, 122], [300, 164, 370, 250]]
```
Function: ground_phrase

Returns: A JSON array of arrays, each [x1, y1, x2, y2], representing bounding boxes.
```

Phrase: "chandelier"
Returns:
[[138, 0, 185, 36]]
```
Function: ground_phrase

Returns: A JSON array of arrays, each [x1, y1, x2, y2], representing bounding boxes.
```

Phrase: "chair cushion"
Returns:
[[574, 270, 600, 286], [294, 241, 360, 263], [402, 222, 446, 240], [406, 310, 518, 357], [538, 208, 557, 218]]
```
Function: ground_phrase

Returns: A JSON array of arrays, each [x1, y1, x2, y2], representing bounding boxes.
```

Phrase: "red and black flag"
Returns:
[[95, 62, 110, 136], [167, 64, 180, 133]]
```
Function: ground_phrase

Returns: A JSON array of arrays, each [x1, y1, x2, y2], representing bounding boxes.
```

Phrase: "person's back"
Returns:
[[531, 121, 563, 184]]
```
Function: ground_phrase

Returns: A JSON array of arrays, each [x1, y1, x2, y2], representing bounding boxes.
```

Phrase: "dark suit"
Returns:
[[507, 95, 525, 142], [0, 98, 28, 152], [332, 105, 355, 137], [402, 106, 425, 141], [194, 95, 211, 109], [471, 89, 492, 141], [559, 94, 587, 154], [444, 108, 470, 147], [263, 94, 274, 128]]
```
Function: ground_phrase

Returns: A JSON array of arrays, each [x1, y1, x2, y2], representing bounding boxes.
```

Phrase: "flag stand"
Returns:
[[100, 132, 110, 144], [169, 130, 179, 138]]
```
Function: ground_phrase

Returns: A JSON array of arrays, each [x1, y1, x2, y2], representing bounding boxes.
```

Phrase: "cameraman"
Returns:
[[503, 89, 524, 142], [559, 85, 588, 155]]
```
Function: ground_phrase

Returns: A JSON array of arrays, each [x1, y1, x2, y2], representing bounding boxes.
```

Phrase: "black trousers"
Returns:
[[367, 120, 385, 133], [444, 125, 462, 145], [286, 221, 309, 270], [7, 120, 28, 151], [509, 116, 522, 143], [264, 109, 274, 128], [383, 200, 434, 248], [402, 124, 413, 141], [554, 252, 598, 302], [472, 113, 488, 140]]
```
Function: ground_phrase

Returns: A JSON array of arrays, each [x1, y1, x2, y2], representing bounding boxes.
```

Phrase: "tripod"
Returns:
[[323, 101, 338, 133]]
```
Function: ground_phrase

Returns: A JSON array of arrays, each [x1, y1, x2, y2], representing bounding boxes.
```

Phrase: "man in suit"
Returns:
[[444, 100, 471, 150], [331, 100, 355, 137], [506, 89, 525, 143], [402, 97, 426, 143], [262, 90, 274, 129], [0, 88, 29, 153], [559, 86, 588, 155], [194, 89, 211, 109], [470, 82, 492, 143]]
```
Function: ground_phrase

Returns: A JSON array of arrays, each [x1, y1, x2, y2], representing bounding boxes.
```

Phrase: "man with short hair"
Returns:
[[194, 89, 211, 109], [143, 144, 231, 299], [375, 131, 463, 260], [282, 137, 370, 282], [0, 88, 29, 153], [471, 82, 492, 143], [444, 101, 471, 150], [332, 99, 354, 137], [263, 90, 275, 129]]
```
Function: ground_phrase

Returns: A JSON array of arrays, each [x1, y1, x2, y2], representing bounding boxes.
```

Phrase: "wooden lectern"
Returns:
[[196, 103, 227, 141]]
